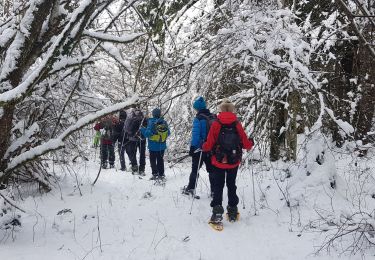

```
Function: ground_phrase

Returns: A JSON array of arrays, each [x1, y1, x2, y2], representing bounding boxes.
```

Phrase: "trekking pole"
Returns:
[[189, 149, 203, 215], [137, 115, 147, 175], [139, 137, 142, 175], [168, 154, 190, 168], [92, 162, 102, 186], [250, 149, 257, 216], [119, 122, 127, 170]]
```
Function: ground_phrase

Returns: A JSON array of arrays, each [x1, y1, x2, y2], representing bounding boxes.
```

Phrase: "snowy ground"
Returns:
[[2, 147, 375, 260]]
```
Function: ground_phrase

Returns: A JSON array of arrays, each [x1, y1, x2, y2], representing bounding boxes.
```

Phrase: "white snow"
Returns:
[[2, 138, 374, 259], [0, 0, 96, 103], [0, 161, 346, 259], [5, 122, 40, 158], [101, 42, 132, 72], [5, 95, 139, 173]]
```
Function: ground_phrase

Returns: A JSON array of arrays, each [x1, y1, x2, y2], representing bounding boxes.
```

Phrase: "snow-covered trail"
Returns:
[[1, 156, 363, 260]]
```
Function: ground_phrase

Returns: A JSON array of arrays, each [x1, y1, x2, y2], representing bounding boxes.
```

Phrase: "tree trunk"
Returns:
[[286, 90, 298, 161], [0, 105, 15, 175], [270, 101, 286, 161]]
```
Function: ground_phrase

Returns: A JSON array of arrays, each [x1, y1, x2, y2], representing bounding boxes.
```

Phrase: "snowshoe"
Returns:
[[149, 175, 158, 180], [181, 186, 200, 199], [226, 206, 240, 222], [137, 165, 145, 176], [131, 165, 138, 175], [209, 221, 224, 231], [154, 176, 166, 186], [208, 205, 224, 231]]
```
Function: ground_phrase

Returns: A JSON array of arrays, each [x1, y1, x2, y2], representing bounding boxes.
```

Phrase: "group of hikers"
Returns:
[[93, 97, 253, 223], [94, 105, 168, 180]]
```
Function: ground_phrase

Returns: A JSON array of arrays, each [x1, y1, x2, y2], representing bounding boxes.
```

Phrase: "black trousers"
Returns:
[[100, 143, 115, 166], [210, 166, 239, 208], [126, 139, 146, 170], [118, 142, 127, 169], [149, 150, 165, 177], [187, 152, 214, 192]]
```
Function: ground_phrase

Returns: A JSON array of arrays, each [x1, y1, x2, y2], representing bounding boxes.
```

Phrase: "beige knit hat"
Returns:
[[219, 99, 235, 112]]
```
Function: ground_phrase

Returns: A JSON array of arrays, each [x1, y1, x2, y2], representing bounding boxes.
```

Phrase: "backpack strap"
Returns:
[[217, 120, 237, 128]]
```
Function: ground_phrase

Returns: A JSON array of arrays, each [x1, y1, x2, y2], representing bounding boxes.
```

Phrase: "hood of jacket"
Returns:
[[217, 112, 237, 124], [196, 108, 211, 117]]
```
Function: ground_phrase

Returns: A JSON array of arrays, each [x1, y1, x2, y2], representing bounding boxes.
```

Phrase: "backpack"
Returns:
[[119, 110, 127, 121], [149, 120, 169, 142], [214, 121, 242, 164], [128, 109, 144, 137], [101, 117, 114, 140], [197, 113, 217, 138]]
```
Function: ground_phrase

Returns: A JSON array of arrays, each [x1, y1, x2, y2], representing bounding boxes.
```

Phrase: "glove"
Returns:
[[189, 146, 196, 156]]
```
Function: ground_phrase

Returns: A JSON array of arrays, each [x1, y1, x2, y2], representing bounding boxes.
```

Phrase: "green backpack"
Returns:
[[93, 131, 101, 147], [149, 121, 168, 142]]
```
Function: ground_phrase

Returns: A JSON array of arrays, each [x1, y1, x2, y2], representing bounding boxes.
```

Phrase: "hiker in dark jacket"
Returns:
[[202, 99, 253, 222], [112, 110, 128, 171], [182, 96, 215, 197], [94, 115, 118, 169], [124, 106, 147, 175], [141, 108, 170, 180]]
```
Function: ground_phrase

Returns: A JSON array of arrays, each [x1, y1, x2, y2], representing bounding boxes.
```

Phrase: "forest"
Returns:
[[0, 0, 374, 259]]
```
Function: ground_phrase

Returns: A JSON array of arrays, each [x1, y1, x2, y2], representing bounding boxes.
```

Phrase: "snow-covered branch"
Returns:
[[4, 95, 140, 174], [335, 0, 375, 58], [83, 30, 145, 43]]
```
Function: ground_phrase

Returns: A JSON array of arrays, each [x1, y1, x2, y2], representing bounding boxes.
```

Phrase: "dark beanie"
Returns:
[[152, 108, 161, 118]]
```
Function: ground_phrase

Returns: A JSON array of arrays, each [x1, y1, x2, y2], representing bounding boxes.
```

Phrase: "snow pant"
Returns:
[[118, 141, 127, 169], [210, 166, 239, 208], [186, 152, 214, 192], [100, 142, 115, 166], [126, 139, 146, 170], [149, 150, 165, 177]]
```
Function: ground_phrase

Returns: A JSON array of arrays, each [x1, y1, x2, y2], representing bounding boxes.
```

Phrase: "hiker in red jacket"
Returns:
[[202, 99, 253, 222], [94, 115, 118, 169]]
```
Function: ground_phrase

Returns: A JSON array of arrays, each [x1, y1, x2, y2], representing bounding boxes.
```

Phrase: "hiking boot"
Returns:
[[150, 175, 158, 180], [227, 205, 238, 222], [101, 163, 108, 169], [120, 167, 126, 171], [138, 165, 146, 176], [109, 164, 115, 169], [210, 205, 224, 223], [158, 175, 166, 182], [131, 165, 138, 175]]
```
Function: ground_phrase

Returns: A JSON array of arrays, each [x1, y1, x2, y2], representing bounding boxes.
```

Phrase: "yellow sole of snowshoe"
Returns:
[[208, 221, 224, 231]]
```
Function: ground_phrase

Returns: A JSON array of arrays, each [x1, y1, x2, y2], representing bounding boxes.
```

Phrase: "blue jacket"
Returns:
[[191, 109, 211, 148], [141, 117, 170, 151]]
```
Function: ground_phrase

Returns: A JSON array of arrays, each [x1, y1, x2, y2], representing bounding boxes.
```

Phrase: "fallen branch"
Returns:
[[0, 191, 26, 213]]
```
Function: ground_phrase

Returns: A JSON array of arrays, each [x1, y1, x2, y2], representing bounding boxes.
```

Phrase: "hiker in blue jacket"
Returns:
[[182, 96, 215, 197], [141, 108, 170, 180]]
